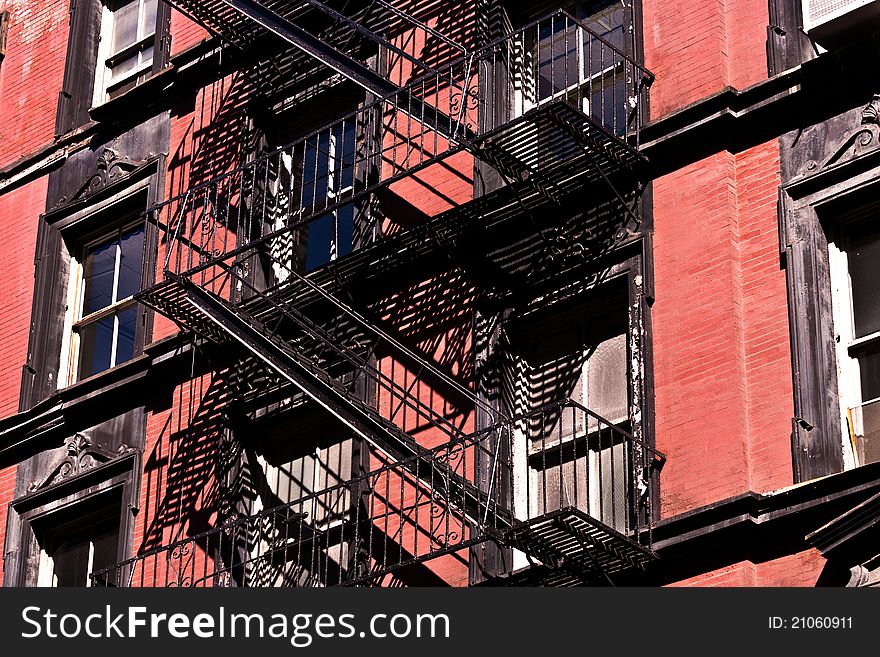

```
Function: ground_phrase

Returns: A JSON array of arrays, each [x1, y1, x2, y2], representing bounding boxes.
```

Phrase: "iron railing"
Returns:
[[156, 243, 503, 444], [91, 400, 663, 587], [151, 10, 652, 284]]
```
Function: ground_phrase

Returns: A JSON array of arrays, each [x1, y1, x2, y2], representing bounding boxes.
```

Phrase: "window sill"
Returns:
[[88, 65, 175, 125]]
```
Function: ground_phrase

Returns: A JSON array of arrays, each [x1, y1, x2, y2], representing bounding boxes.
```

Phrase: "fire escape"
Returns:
[[92, 0, 664, 587]]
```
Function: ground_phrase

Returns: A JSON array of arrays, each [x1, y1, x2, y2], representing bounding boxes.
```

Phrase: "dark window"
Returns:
[[301, 120, 357, 271], [45, 517, 120, 587], [35, 497, 122, 587], [533, 1, 629, 134]]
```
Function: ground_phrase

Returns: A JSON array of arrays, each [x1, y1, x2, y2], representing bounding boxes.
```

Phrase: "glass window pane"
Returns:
[[531, 449, 589, 516], [586, 333, 628, 425], [79, 316, 115, 380], [859, 350, 880, 402], [305, 213, 333, 271], [859, 401, 880, 466], [115, 306, 138, 366], [584, 6, 625, 51], [50, 528, 92, 587], [142, 0, 158, 37], [90, 517, 121, 577], [139, 44, 155, 70], [336, 203, 354, 260], [849, 235, 880, 338], [82, 240, 117, 315], [110, 53, 138, 82], [538, 29, 578, 99], [117, 226, 145, 300], [111, 0, 140, 53], [343, 121, 356, 190], [594, 439, 628, 531]]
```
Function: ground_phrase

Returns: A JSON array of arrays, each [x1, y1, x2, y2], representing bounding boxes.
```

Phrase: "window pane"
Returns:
[[90, 517, 122, 581], [593, 439, 628, 531], [50, 528, 92, 587], [531, 448, 589, 516], [79, 316, 115, 380], [849, 235, 880, 338], [302, 133, 330, 208], [48, 516, 120, 587], [860, 350, 880, 402], [336, 203, 354, 260], [337, 121, 356, 190], [538, 28, 579, 100], [111, 53, 139, 83], [139, 44, 154, 70], [584, 5, 625, 51], [586, 333, 628, 425], [117, 225, 145, 300], [859, 401, 880, 466], [589, 78, 626, 136], [142, 0, 158, 37], [111, 0, 140, 54], [82, 240, 117, 315], [305, 213, 333, 271], [115, 306, 138, 366]]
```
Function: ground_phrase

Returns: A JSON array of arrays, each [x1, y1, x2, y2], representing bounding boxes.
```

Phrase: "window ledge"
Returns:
[[88, 65, 175, 124]]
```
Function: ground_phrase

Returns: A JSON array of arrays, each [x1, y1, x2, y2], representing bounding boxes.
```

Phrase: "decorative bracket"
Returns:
[[49, 148, 150, 212], [27, 433, 135, 493]]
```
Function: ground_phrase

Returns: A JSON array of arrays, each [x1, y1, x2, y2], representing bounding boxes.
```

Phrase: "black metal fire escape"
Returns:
[[96, 1, 662, 587]]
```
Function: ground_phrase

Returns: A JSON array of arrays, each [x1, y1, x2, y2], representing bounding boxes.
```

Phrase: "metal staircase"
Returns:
[[101, 4, 661, 586], [167, 267, 510, 532]]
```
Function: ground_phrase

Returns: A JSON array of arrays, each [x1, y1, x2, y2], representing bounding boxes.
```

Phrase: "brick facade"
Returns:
[[0, 0, 875, 589]]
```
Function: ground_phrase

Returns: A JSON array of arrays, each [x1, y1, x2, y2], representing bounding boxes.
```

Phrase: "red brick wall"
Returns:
[[643, 0, 770, 119], [0, 178, 49, 583], [0, 0, 67, 587], [652, 142, 793, 518], [0, 180, 44, 416], [670, 549, 825, 587], [0, 0, 68, 166], [169, 10, 209, 56]]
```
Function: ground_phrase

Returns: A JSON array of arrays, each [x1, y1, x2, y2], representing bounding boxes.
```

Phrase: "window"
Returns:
[[528, 1, 629, 134], [94, 0, 159, 104], [301, 120, 356, 271], [830, 230, 880, 467], [70, 223, 145, 381], [506, 292, 632, 532], [35, 498, 122, 587], [261, 118, 358, 282]]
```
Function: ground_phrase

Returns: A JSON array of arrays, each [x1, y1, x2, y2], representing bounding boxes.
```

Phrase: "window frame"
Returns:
[[501, 275, 637, 531], [92, 0, 165, 107], [828, 229, 880, 468], [50, 179, 156, 389], [68, 220, 146, 383], [6, 448, 140, 587], [779, 134, 880, 481]]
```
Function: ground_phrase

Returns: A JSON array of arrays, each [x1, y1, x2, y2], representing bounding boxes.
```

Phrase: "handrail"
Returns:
[[90, 397, 663, 587], [148, 8, 652, 218]]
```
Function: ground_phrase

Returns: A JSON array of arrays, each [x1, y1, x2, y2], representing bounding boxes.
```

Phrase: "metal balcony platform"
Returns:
[[474, 101, 647, 204], [502, 507, 657, 583], [141, 278, 230, 343]]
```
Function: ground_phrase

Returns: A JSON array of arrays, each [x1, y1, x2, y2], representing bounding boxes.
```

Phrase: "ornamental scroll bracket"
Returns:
[[27, 433, 135, 493], [803, 95, 880, 173], [49, 148, 150, 212]]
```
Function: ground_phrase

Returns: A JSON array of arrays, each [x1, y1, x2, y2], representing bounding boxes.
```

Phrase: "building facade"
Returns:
[[0, 0, 879, 587]]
